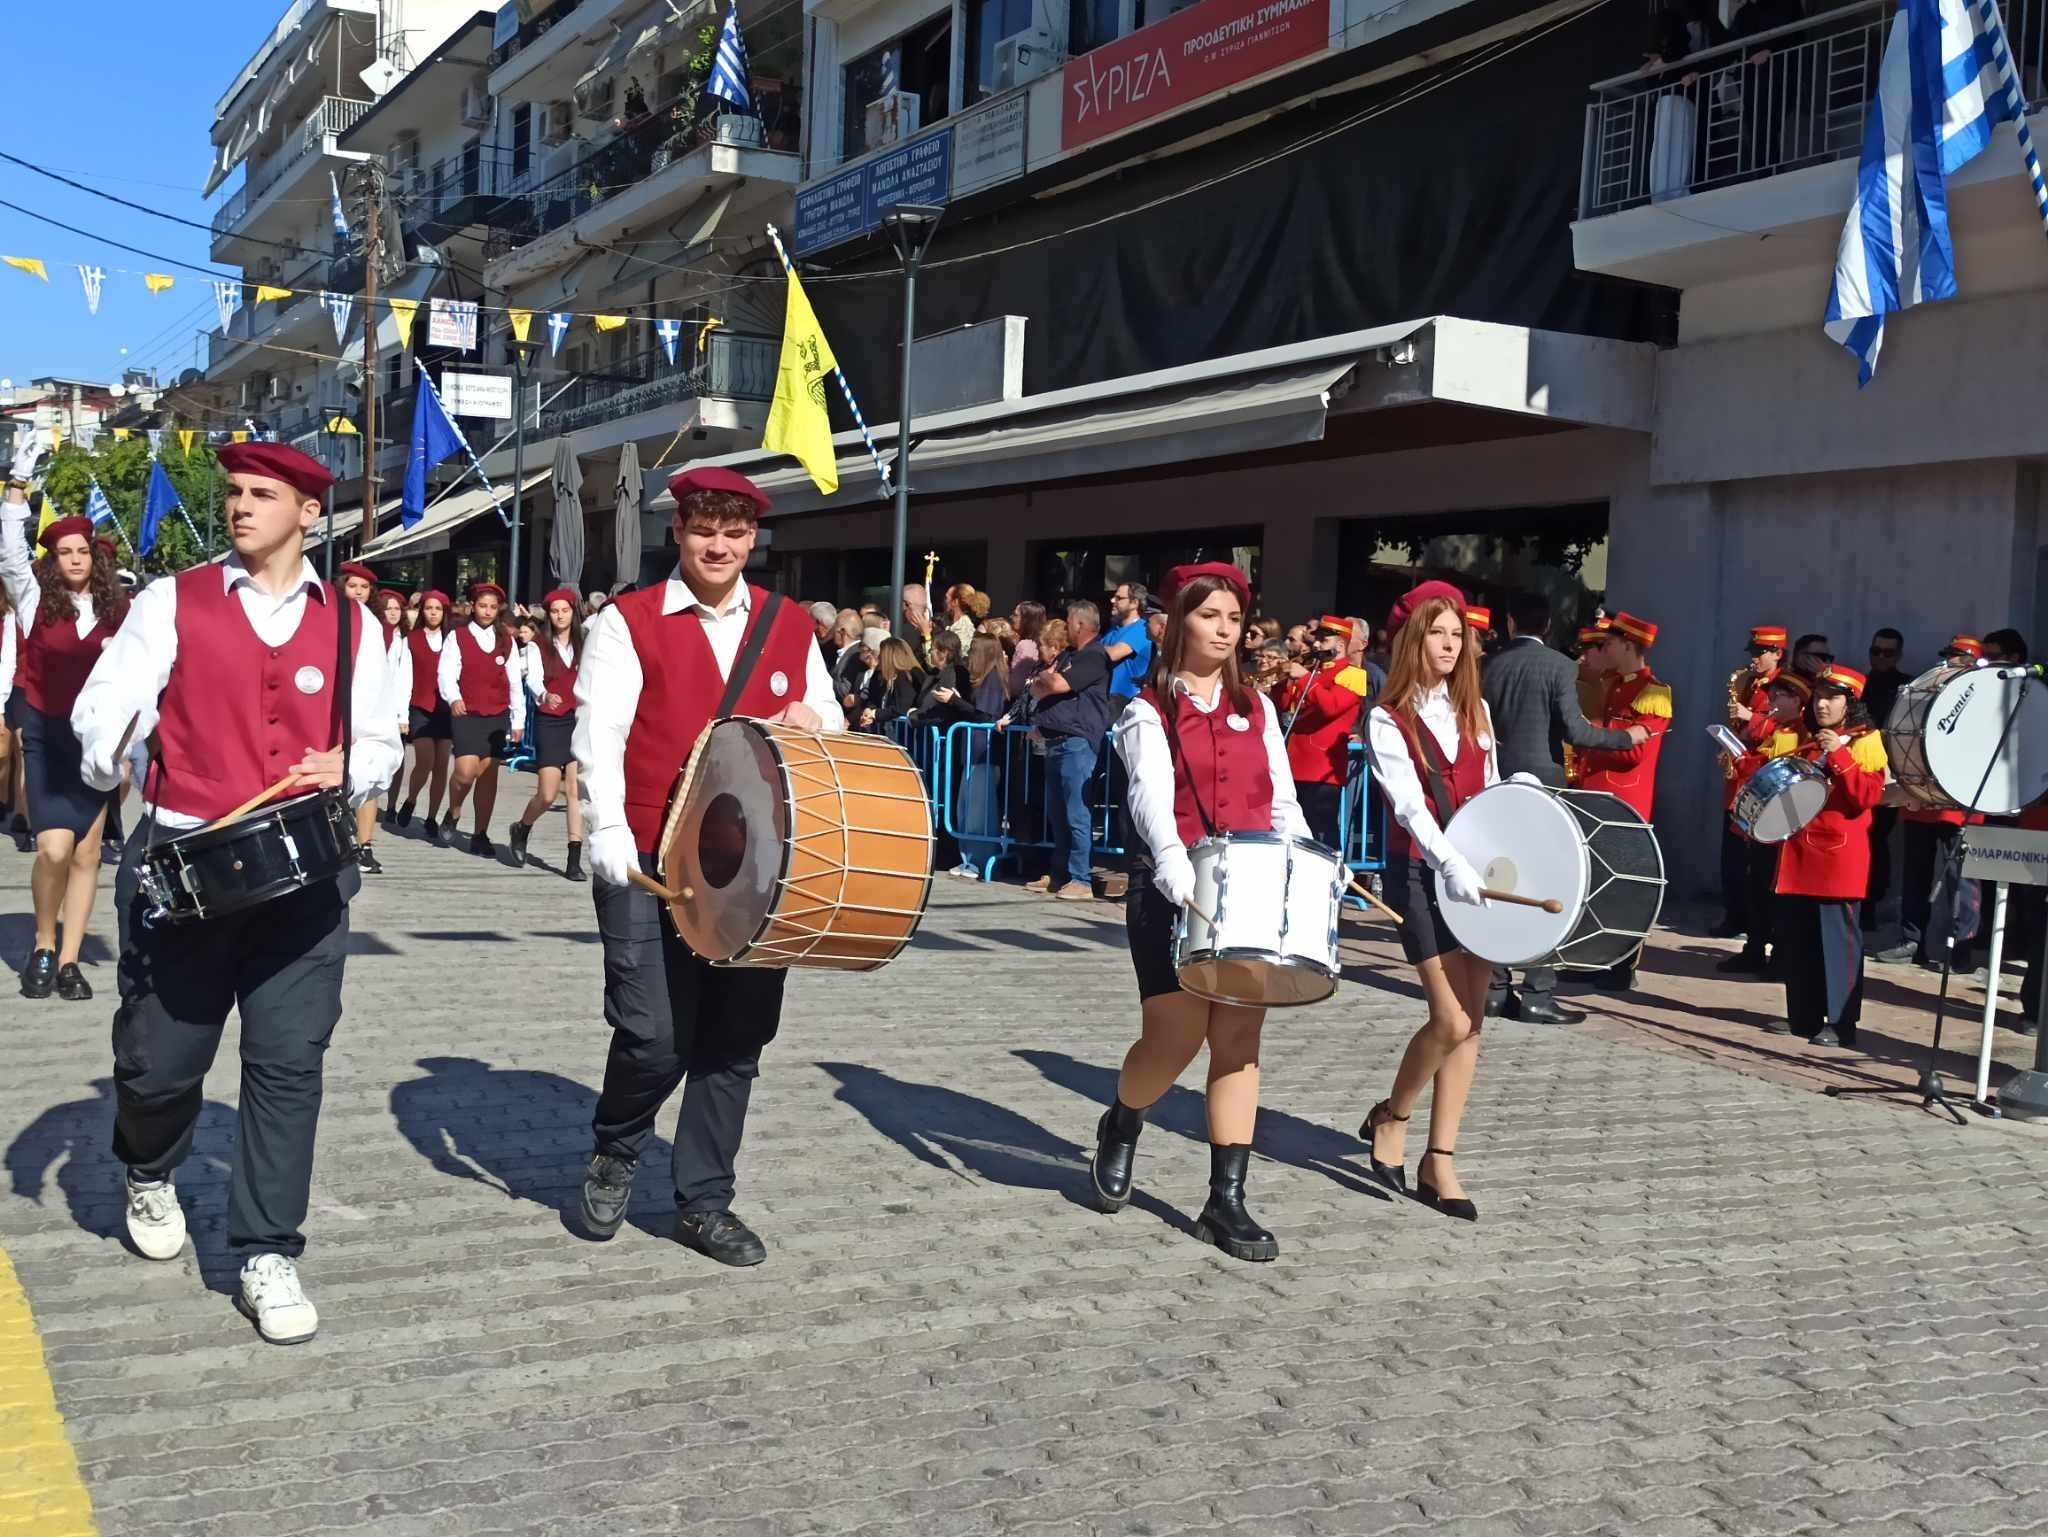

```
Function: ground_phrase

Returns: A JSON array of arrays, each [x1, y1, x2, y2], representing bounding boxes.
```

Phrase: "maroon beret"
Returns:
[[374, 587, 405, 608], [542, 586, 579, 609], [469, 581, 506, 603], [420, 589, 451, 606], [338, 562, 377, 586], [217, 440, 336, 499], [37, 515, 93, 553], [1161, 561, 1251, 608], [1386, 579, 1466, 639], [668, 465, 772, 515]]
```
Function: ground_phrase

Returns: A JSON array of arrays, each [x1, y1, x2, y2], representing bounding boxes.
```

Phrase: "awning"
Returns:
[[358, 469, 550, 559]]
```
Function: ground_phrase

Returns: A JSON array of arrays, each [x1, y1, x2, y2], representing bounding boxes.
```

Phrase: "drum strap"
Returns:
[[713, 590, 785, 719], [1393, 708, 1456, 831], [1160, 705, 1219, 841]]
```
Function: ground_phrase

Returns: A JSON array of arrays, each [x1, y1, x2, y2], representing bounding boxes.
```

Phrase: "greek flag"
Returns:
[[330, 172, 350, 242], [1825, 0, 2038, 382], [704, 4, 753, 113], [85, 477, 115, 528]]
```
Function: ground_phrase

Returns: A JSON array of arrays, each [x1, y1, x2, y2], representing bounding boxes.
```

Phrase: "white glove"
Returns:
[[1508, 771, 1542, 787], [588, 826, 639, 889], [1153, 849, 1197, 909], [1439, 854, 1488, 907]]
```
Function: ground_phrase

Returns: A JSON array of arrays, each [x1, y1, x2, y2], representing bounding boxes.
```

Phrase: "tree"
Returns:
[[37, 434, 223, 576]]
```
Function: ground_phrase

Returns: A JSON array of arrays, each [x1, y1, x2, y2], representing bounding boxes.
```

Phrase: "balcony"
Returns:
[[537, 329, 777, 439], [211, 95, 374, 251], [488, 0, 616, 100], [1574, 0, 2048, 294]]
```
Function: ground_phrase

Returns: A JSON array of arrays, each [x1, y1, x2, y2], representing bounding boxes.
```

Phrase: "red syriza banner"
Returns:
[[1061, 0, 1329, 149]]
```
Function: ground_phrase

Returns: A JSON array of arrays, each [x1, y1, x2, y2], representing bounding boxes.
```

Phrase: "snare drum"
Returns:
[[1730, 755, 1828, 843], [138, 790, 358, 924], [657, 719, 932, 970], [1173, 832, 1345, 1007], [1438, 783, 1665, 969], [1885, 663, 2048, 816]]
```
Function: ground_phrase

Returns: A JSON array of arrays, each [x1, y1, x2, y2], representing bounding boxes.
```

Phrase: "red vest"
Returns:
[[1380, 705, 1487, 862], [151, 567, 345, 822], [407, 627, 444, 712], [452, 623, 512, 716], [18, 601, 117, 718], [1138, 686, 1275, 847], [615, 583, 817, 852], [536, 634, 578, 717]]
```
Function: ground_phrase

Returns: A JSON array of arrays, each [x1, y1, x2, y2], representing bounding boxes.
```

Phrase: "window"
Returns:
[[968, 0, 1033, 99], [1069, 0, 1120, 57], [462, 138, 482, 197], [841, 12, 952, 160], [512, 104, 531, 177]]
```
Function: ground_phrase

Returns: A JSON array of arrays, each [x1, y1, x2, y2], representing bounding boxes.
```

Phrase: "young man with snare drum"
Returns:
[[572, 466, 843, 1267], [70, 441, 400, 1345]]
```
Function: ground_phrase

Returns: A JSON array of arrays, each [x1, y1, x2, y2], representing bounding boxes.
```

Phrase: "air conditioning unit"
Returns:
[[538, 100, 574, 145], [993, 30, 1057, 91], [460, 83, 492, 127], [863, 91, 920, 149], [267, 377, 287, 401]]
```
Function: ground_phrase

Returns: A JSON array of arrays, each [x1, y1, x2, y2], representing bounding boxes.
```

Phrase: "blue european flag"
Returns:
[[402, 372, 469, 528], [139, 460, 182, 557]]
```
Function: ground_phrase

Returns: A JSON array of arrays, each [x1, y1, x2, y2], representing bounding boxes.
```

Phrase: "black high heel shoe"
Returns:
[[1357, 1099, 1410, 1194], [1414, 1148, 1477, 1222]]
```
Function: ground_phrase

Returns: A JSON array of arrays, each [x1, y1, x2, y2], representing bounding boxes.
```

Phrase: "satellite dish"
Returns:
[[109, 382, 127, 397], [1, 378, 12, 391], [359, 58, 400, 95]]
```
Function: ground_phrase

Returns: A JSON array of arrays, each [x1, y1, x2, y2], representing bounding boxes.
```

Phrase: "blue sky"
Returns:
[[0, 0, 286, 388]]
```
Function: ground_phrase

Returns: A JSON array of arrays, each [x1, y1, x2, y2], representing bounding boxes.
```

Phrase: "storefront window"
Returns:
[[841, 11, 953, 160]]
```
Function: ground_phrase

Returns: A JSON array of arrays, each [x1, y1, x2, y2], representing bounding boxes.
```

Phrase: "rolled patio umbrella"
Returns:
[[613, 439, 644, 592], [548, 436, 584, 592]]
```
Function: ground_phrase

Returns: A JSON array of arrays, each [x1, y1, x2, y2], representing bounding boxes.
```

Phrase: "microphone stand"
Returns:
[[1827, 667, 2035, 1125]]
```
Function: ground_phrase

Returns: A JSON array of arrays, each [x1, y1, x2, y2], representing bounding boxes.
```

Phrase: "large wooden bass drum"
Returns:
[[656, 718, 933, 970]]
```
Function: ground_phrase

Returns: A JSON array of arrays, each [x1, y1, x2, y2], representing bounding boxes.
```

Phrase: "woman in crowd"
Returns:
[[921, 630, 968, 707], [838, 625, 884, 720], [1359, 581, 1497, 1222], [0, 499, 128, 1000], [1009, 601, 1046, 694], [1089, 562, 1304, 1262], [395, 589, 455, 838], [508, 588, 587, 881], [945, 635, 1014, 879], [860, 636, 925, 732]]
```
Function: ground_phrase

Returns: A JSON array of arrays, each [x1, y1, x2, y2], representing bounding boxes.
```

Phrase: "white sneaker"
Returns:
[[236, 1254, 319, 1345], [124, 1174, 186, 1261]]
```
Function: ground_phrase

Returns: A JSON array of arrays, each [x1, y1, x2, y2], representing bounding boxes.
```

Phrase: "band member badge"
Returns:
[[1227, 713, 1250, 732], [294, 666, 324, 695], [769, 670, 790, 698]]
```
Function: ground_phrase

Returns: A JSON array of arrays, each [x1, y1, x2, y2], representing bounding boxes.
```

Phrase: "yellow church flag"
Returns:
[[112, 428, 130, 441], [388, 298, 419, 349], [3, 256, 47, 281], [508, 309, 534, 344], [762, 267, 840, 496], [178, 429, 196, 456], [49, 427, 62, 454], [231, 430, 250, 443], [144, 273, 176, 295], [36, 502, 57, 541], [592, 314, 626, 332], [253, 284, 293, 304], [325, 416, 359, 436]]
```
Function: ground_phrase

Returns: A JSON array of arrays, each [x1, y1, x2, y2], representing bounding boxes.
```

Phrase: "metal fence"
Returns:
[[1581, 0, 2048, 219], [536, 330, 779, 438]]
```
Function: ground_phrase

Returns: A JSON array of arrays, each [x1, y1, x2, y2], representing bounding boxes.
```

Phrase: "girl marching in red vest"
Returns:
[[394, 590, 454, 837], [1089, 562, 1307, 1261], [335, 564, 397, 873], [1360, 582, 1499, 1222], [1774, 663, 1889, 1047], [374, 587, 408, 830], [509, 587, 588, 880], [436, 580, 525, 856], [1, 490, 129, 1000]]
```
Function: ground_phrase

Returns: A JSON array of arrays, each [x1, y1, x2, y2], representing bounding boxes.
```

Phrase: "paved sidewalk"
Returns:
[[4, 800, 2048, 1536]]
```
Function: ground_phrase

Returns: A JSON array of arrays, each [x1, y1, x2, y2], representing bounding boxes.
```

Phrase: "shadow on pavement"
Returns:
[[0, 911, 113, 971]]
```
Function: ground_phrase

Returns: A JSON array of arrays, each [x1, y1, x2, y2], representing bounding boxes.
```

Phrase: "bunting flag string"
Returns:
[[77, 265, 104, 315], [655, 317, 681, 366], [252, 284, 293, 304], [3, 255, 48, 280], [388, 297, 419, 350], [547, 311, 571, 357], [508, 308, 534, 344], [147, 429, 164, 452], [320, 290, 353, 346], [592, 314, 627, 333], [144, 272, 175, 295], [178, 430, 196, 456], [111, 428, 130, 441], [213, 280, 242, 333]]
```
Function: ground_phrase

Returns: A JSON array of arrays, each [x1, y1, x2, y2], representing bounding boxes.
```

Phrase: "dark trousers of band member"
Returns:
[[1296, 781, 1344, 854], [1779, 897, 1864, 1035], [108, 826, 351, 1262], [591, 853, 785, 1215], [1720, 823, 1750, 931], [1738, 843, 1781, 964]]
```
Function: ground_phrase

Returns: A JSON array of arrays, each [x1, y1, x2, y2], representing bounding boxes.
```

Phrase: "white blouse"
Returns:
[[1364, 684, 1499, 873]]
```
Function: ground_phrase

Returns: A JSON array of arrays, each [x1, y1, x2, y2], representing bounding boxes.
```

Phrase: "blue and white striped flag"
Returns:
[[85, 477, 115, 528], [1825, 0, 2039, 382], [655, 317, 681, 366], [330, 172, 350, 242], [705, 3, 754, 112]]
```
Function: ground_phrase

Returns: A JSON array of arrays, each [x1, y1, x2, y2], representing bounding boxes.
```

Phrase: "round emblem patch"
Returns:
[[769, 670, 790, 698], [1226, 713, 1251, 732], [294, 666, 324, 695]]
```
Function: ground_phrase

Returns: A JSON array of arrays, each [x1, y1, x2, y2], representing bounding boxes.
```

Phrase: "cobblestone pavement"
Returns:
[[4, 794, 2048, 1537]]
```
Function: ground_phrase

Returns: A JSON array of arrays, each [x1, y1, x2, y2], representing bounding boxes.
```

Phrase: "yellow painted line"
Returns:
[[0, 1246, 96, 1535]]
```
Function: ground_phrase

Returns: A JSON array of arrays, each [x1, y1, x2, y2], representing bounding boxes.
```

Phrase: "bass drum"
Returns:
[[1886, 663, 2048, 816], [1438, 783, 1666, 970]]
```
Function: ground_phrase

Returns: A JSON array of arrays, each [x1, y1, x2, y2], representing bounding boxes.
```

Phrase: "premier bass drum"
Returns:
[[1885, 662, 2048, 816]]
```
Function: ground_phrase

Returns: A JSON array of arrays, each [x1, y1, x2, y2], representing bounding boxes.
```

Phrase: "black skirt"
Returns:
[[531, 709, 576, 769], [20, 699, 116, 838], [1385, 851, 1464, 967], [451, 711, 509, 761], [1125, 871, 1184, 1002], [408, 703, 453, 741]]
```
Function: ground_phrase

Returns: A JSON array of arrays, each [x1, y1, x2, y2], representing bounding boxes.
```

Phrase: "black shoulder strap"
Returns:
[[1156, 693, 1219, 840], [1392, 705, 1455, 828], [715, 589, 785, 719], [337, 582, 354, 796]]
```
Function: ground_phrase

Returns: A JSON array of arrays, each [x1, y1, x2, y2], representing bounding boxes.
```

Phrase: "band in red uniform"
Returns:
[[437, 580, 525, 856], [1719, 670, 1811, 976], [395, 588, 454, 837], [1277, 613, 1373, 849], [1573, 610, 1670, 988], [1, 492, 129, 1000], [1360, 580, 1498, 1222], [1719, 624, 1787, 940], [509, 586, 588, 881], [374, 586, 409, 832], [335, 562, 393, 873], [69, 441, 400, 1344], [1090, 562, 1305, 1261], [571, 467, 844, 1266], [1771, 664, 1888, 1045], [1883, 634, 1988, 972]]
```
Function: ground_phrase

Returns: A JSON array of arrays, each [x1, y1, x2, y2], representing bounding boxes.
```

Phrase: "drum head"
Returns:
[[1441, 783, 1590, 967], [662, 720, 789, 961], [1925, 670, 2048, 816], [1749, 765, 1829, 843]]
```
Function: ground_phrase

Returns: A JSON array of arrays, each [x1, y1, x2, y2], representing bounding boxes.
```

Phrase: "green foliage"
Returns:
[[38, 436, 224, 576]]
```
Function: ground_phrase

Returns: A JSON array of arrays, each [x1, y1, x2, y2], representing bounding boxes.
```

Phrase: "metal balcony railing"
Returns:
[[488, 0, 593, 72], [537, 330, 778, 438], [1581, 0, 2048, 218], [211, 95, 375, 238]]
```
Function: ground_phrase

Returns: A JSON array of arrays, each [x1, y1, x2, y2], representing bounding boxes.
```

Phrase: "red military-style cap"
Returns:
[[1816, 663, 1867, 697], [1161, 561, 1251, 607], [1465, 605, 1492, 633], [1609, 611, 1659, 648], [36, 515, 93, 553], [1385, 580, 1466, 639], [338, 561, 378, 586], [217, 440, 336, 499], [1748, 624, 1789, 649], [1575, 625, 1609, 649], [1767, 671, 1813, 699], [1315, 614, 1356, 639], [1943, 634, 1984, 659], [668, 465, 773, 515], [542, 586, 580, 610], [469, 581, 506, 603]]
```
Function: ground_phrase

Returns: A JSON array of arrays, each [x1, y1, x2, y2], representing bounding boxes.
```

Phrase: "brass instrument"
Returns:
[[1726, 664, 1757, 719]]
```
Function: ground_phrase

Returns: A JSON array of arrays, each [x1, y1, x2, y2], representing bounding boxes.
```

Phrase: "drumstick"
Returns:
[[1346, 876, 1405, 926], [1478, 887, 1565, 914], [627, 869, 696, 903], [202, 743, 344, 832]]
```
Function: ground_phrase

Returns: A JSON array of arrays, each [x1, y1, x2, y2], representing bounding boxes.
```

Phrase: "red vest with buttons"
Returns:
[[406, 627, 443, 712], [1137, 686, 1276, 847], [616, 583, 818, 852], [1380, 705, 1488, 863], [452, 623, 512, 716], [536, 635, 578, 717], [151, 567, 346, 822], [18, 601, 118, 718]]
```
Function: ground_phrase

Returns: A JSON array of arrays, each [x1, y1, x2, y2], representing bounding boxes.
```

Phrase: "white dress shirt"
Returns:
[[1, 504, 100, 640], [1117, 678, 1307, 904], [438, 620, 526, 733], [1365, 684, 1500, 874], [525, 635, 578, 712], [574, 575, 846, 885], [70, 557, 403, 830], [384, 629, 412, 733], [0, 615, 15, 703]]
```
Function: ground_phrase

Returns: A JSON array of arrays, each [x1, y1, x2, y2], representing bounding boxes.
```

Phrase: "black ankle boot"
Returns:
[[1195, 1144, 1278, 1262], [1090, 1100, 1145, 1212], [565, 840, 586, 882]]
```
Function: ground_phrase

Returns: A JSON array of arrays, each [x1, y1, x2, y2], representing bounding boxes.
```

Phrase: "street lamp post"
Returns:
[[879, 204, 943, 640], [319, 416, 348, 580], [507, 339, 543, 603]]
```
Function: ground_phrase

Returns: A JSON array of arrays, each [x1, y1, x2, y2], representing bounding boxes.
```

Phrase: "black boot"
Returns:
[[565, 840, 587, 882], [1194, 1144, 1278, 1262], [508, 819, 532, 865], [1089, 1099, 1145, 1212], [396, 799, 415, 829]]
